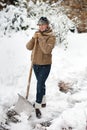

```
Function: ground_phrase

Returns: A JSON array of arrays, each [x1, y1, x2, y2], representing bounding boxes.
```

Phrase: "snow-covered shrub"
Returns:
[[0, 5, 29, 36], [27, 1, 76, 47], [0, 0, 76, 48]]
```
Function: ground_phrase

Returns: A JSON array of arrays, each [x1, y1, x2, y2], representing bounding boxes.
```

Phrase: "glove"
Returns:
[[36, 32, 44, 42], [33, 32, 44, 42]]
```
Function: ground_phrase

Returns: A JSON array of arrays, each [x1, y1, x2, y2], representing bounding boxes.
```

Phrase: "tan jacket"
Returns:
[[26, 27, 56, 65]]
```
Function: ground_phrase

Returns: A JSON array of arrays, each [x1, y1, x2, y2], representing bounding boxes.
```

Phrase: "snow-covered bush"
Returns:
[[27, 1, 76, 45], [0, 0, 76, 47], [0, 5, 29, 36]]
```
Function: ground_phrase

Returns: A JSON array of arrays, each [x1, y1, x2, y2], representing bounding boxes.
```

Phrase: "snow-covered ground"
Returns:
[[0, 28, 87, 130], [1, 1, 87, 130]]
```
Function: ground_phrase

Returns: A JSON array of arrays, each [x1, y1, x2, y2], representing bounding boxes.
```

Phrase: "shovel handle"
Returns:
[[26, 64, 32, 99]]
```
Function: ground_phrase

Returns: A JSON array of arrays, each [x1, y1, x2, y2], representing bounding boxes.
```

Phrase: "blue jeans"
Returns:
[[33, 64, 51, 104]]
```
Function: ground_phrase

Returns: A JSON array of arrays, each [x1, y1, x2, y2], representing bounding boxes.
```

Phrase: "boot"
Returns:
[[35, 102, 42, 119], [41, 103, 46, 107], [35, 108, 41, 119], [33, 103, 46, 108]]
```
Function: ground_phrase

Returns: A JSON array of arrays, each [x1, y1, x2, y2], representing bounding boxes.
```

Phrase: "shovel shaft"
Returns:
[[25, 41, 37, 99], [26, 64, 32, 99]]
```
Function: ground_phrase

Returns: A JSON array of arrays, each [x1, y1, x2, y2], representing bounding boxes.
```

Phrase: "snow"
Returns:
[[0, 29, 87, 130], [0, 2, 87, 130]]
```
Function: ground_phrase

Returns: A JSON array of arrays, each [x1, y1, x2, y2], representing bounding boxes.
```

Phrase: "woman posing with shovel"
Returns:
[[26, 17, 56, 118]]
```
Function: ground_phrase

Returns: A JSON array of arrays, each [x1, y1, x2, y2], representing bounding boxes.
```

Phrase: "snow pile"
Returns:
[[0, 30, 87, 130], [48, 32, 87, 130]]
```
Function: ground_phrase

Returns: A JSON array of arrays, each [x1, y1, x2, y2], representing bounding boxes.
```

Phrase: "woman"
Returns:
[[26, 17, 56, 118]]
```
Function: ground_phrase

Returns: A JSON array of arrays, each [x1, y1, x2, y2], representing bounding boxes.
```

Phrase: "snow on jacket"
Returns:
[[26, 27, 56, 65]]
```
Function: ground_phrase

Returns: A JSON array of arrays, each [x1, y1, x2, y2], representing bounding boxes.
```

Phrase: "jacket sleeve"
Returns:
[[39, 36, 56, 54], [26, 37, 35, 50]]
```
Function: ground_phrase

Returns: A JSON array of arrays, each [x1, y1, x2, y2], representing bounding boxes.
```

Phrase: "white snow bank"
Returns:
[[0, 30, 87, 130]]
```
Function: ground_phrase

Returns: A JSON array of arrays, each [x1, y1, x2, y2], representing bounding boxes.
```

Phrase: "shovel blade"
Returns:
[[14, 94, 33, 116]]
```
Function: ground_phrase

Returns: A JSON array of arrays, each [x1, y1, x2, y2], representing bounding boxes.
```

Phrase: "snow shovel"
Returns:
[[13, 64, 34, 116]]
